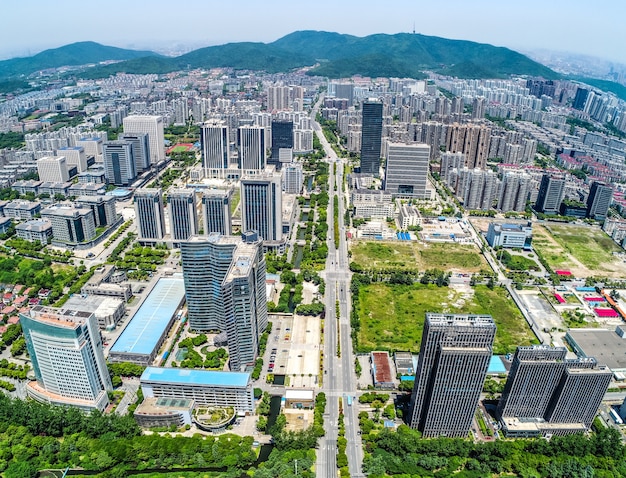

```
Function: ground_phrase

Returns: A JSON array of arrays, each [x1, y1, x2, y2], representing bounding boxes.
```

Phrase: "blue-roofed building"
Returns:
[[488, 355, 507, 375], [140, 366, 254, 412], [109, 275, 185, 365]]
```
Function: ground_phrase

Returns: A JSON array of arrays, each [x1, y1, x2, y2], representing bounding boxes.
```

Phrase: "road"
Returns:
[[314, 95, 364, 478]]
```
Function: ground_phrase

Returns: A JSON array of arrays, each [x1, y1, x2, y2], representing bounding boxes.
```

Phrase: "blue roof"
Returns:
[[576, 286, 596, 292], [400, 375, 414, 382], [110, 276, 185, 356], [141, 367, 250, 387], [488, 355, 507, 374]]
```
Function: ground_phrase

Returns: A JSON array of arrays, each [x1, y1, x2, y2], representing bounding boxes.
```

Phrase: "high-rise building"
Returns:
[[240, 172, 283, 244], [384, 142, 430, 198], [360, 99, 383, 175], [202, 189, 232, 236], [75, 195, 118, 227], [498, 171, 532, 212], [20, 305, 112, 412], [119, 133, 151, 173], [266, 86, 291, 112], [497, 346, 611, 437], [201, 120, 230, 178], [134, 188, 166, 242], [180, 233, 267, 370], [76, 137, 104, 163], [332, 82, 355, 106], [37, 156, 70, 183], [445, 123, 491, 169], [409, 313, 496, 437], [572, 87, 590, 110], [103, 141, 136, 186], [123, 115, 165, 164], [270, 119, 293, 169], [282, 163, 304, 194], [168, 189, 198, 241], [535, 174, 565, 214], [238, 125, 266, 171], [586, 181, 613, 220]]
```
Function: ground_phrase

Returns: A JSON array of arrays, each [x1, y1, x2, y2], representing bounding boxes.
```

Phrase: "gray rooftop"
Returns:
[[566, 328, 626, 371]]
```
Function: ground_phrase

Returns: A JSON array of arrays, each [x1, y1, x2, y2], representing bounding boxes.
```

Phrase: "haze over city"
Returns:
[[2, 0, 625, 63]]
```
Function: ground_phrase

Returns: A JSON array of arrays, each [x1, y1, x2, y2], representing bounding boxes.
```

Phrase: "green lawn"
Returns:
[[357, 283, 535, 355], [170, 145, 190, 153], [350, 241, 487, 272]]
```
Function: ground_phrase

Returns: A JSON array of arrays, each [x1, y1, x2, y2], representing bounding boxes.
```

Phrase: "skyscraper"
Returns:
[[202, 189, 232, 236], [282, 163, 304, 194], [119, 132, 151, 173], [409, 313, 496, 437], [238, 125, 266, 171], [20, 305, 112, 412], [360, 99, 383, 175], [535, 174, 566, 214], [201, 120, 230, 178], [134, 188, 166, 242], [498, 171, 532, 212], [445, 123, 492, 169], [123, 115, 165, 164], [168, 189, 198, 241], [240, 172, 283, 245], [103, 141, 136, 186], [497, 346, 611, 436], [586, 181, 613, 220], [270, 119, 293, 169], [180, 233, 267, 370], [383, 142, 430, 198]]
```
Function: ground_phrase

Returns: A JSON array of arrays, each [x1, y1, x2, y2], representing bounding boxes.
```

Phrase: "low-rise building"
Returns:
[[486, 222, 532, 250], [63, 295, 126, 330], [4, 200, 41, 220], [134, 397, 194, 428], [398, 203, 422, 230], [15, 218, 52, 243], [41, 205, 96, 245]]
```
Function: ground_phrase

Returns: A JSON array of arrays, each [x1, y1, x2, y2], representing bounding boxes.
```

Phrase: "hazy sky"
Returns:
[[2, 0, 625, 64]]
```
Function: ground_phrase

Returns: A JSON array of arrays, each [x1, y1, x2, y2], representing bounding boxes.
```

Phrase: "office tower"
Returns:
[[202, 189, 232, 235], [75, 195, 118, 227], [384, 142, 430, 198], [123, 115, 165, 164], [180, 233, 267, 370], [134, 188, 166, 241], [238, 125, 266, 171], [37, 156, 70, 182], [41, 205, 96, 244], [572, 87, 589, 110], [293, 129, 313, 153], [283, 163, 304, 194], [270, 119, 293, 168], [103, 141, 136, 186], [535, 174, 565, 214], [360, 99, 383, 175], [20, 305, 112, 412], [201, 120, 230, 177], [497, 346, 611, 435], [498, 171, 532, 212], [168, 189, 198, 241], [586, 181, 613, 220], [119, 132, 151, 173], [57, 146, 87, 173], [409, 313, 496, 437], [240, 172, 282, 244], [445, 123, 492, 169], [497, 346, 567, 420]]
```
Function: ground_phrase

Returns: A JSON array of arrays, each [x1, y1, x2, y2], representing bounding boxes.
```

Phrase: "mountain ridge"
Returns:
[[0, 32, 558, 81]]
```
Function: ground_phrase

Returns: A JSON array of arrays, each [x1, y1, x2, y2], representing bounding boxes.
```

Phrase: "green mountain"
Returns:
[[2, 32, 558, 81], [0, 41, 160, 79]]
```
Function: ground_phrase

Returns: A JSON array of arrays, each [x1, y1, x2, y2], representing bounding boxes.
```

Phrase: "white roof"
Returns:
[[285, 389, 314, 400]]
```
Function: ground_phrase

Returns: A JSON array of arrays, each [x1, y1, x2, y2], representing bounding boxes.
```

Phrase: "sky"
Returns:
[[2, 0, 625, 64]]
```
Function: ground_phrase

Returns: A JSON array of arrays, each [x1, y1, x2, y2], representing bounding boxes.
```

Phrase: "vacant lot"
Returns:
[[350, 241, 487, 272], [532, 224, 626, 277], [357, 283, 535, 355]]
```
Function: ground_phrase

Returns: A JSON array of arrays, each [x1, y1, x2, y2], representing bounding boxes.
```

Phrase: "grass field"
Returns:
[[350, 241, 487, 272], [169, 144, 192, 153], [532, 224, 626, 276], [357, 283, 535, 355]]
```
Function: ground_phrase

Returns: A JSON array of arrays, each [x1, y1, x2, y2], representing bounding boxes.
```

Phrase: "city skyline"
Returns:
[[1, 0, 625, 65]]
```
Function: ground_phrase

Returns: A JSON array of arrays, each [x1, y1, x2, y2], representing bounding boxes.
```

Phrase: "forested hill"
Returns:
[[3, 31, 558, 81]]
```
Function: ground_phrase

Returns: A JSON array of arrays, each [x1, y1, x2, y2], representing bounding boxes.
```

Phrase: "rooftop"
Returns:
[[110, 276, 185, 356], [141, 367, 251, 388], [566, 328, 626, 371]]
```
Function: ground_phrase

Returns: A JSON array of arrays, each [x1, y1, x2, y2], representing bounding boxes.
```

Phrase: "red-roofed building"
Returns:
[[1, 306, 16, 316], [371, 351, 394, 389], [2, 293, 13, 305], [12, 285, 24, 294], [7, 316, 19, 324], [0, 326, 7, 335], [38, 289, 50, 299], [28, 298, 41, 306], [13, 296, 28, 307]]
